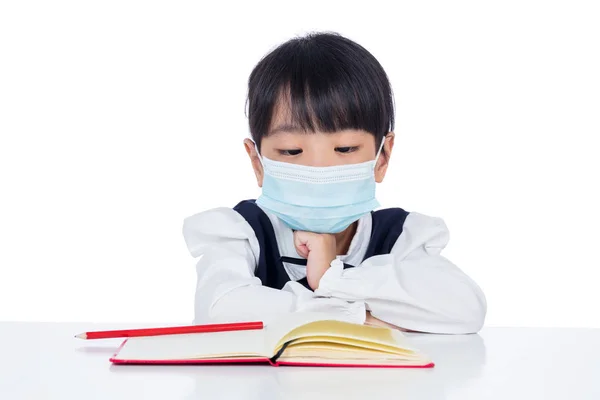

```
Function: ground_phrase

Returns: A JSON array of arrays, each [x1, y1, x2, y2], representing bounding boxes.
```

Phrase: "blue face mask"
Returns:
[[255, 141, 384, 233]]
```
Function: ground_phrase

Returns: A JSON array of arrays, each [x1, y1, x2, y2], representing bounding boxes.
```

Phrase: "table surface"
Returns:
[[1, 322, 599, 400]]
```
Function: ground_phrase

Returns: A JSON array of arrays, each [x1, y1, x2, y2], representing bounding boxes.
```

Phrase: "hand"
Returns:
[[365, 311, 411, 331], [293, 231, 337, 290]]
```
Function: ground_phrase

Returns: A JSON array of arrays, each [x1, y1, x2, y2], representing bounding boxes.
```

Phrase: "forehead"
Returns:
[[264, 90, 377, 146], [267, 95, 375, 142], [267, 89, 326, 137], [268, 94, 296, 131]]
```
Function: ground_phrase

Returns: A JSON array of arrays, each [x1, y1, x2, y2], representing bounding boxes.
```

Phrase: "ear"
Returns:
[[375, 132, 395, 183], [243, 138, 264, 187]]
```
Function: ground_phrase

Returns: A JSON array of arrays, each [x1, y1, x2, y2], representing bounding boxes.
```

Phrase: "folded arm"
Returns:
[[315, 213, 487, 334], [183, 208, 366, 325]]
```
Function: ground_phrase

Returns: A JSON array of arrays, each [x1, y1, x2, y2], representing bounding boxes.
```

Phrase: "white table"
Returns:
[[1, 323, 599, 400]]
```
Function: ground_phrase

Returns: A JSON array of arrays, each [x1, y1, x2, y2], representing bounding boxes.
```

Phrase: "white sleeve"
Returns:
[[183, 208, 366, 326], [314, 212, 487, 334]]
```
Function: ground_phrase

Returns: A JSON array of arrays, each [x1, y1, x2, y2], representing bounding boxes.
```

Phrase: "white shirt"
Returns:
[[182, 205, 487, 334]]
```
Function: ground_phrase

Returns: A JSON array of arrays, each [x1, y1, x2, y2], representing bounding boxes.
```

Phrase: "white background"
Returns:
[[1, 1, 598, 326]]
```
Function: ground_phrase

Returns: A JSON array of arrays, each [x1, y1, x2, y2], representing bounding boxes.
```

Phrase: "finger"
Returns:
[[294, 230, 318, 252], [293, 231, 311, 248], [295, 244, 309, 258], [293, 230, 309, 243], [292, 233, 305, 256]]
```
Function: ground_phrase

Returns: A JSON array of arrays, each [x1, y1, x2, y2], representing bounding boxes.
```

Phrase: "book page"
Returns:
[[264, 314, 431, 366], [266, 314, 422, 357], [115, 329, 268, 361], [264, 311, 356, 353], [285, 336, 416, 355], [279, 320, 413, 350], [279, 341, 427, 363]]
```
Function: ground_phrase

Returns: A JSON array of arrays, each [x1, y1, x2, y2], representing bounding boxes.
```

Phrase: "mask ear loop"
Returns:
[[252, 140, 265, 167], [374, 136, 386, 164]]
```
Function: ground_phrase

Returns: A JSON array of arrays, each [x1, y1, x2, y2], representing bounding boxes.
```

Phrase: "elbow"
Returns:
[[193, 279, 230, 325], [194, 287, 238, 325], [194, 280, 262, 325], [371, 292, 487, 335], [193, 292, 216, 325], [448, 306, 486, 334], [435, 270, 488, 334], [441, 288, 487, 334], [411, 286, 488, 335], [194, 293, 232, 325]]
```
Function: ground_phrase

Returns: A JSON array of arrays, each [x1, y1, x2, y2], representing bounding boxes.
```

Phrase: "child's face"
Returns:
[[244, 102, 394, 187]]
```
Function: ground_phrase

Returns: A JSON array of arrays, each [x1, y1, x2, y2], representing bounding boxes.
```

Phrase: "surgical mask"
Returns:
[[254, 141, 384, 233]]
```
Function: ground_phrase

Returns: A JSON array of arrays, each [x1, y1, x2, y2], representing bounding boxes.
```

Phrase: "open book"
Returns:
[[110, 313, 434, 368]]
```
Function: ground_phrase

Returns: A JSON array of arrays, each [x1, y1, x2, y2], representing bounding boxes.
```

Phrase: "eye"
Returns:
[[278, 149, 303, 156], [335, 146, 359, 154]]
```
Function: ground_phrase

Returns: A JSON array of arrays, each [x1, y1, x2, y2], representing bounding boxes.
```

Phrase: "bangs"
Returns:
[[247, 32, 394, 147]]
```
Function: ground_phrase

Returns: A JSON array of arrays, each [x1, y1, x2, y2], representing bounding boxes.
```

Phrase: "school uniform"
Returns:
[[183, 200, 487, 334]]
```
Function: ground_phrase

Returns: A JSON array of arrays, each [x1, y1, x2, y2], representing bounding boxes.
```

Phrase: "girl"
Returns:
[[183, 32, 486, 334]]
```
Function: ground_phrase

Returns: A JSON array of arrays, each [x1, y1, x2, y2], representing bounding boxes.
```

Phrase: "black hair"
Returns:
[[246, 32, 395, 152]]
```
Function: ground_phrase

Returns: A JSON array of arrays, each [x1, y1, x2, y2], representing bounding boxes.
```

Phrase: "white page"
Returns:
[[115, 329, 267, 361]]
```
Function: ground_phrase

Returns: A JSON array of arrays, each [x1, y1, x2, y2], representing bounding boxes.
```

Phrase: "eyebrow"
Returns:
[[267, 123, 305, 136]]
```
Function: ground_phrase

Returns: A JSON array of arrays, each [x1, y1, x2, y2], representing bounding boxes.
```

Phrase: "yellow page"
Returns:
[[286, 335, 417, 355], [279, 341, 430, 365], [272, 319, 414, 354], [264, 311, 365, 354], [263, 312, 415, 357]]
